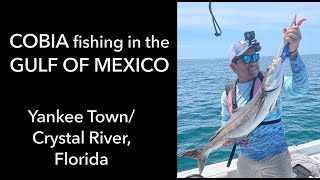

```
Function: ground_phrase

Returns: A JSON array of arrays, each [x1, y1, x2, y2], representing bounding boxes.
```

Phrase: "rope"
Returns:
[[209, 2, 222, 37]]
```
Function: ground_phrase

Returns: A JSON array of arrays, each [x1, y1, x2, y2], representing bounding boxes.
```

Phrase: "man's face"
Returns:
[[231, 48, 260, 83]]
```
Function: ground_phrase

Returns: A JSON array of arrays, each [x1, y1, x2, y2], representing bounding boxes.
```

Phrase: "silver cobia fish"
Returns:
[[179, 14, 306, 174]]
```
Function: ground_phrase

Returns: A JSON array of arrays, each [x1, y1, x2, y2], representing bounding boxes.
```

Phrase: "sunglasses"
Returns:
[[233, 53, 259, 64]]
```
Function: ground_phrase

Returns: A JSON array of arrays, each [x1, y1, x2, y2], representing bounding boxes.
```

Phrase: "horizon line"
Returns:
[[178, 53, 320, 61]]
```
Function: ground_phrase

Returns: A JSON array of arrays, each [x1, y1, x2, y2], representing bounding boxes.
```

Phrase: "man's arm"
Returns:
[[221, 90, 230, 126], [281, 24, 309, 97], [282, 53, 309, 97]]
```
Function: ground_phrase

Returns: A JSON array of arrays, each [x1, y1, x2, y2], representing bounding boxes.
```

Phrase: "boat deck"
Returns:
[[177, 140, 320, 178]]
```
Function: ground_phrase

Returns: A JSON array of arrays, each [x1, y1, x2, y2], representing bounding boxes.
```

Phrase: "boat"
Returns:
[[177, 139, 320, 178]]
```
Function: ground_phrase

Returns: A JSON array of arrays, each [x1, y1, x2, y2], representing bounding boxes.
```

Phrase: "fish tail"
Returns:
[[179, 147, 208, 174]]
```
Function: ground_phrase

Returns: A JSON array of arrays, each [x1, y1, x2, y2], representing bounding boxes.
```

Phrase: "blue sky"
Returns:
[[178, 2, 320, 59]]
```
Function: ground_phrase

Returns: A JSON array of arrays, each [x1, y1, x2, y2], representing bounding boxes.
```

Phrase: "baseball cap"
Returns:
[[228, 39, 258, 63]]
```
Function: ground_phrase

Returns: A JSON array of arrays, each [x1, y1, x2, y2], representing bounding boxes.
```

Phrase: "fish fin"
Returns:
[[274, 100, 279, 113], [198, 155, 208, 174], [179, 147, 203, 159], [208, 130, 221, 143], [297, 18, 306, 27], [234, 134, 248, 145], [269, 99, 278, 113], [179, 147, 208, 174], [208, 133, 217, 143]]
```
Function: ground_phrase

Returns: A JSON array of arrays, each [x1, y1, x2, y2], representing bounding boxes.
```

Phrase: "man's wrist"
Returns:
[[290, 50, 298, 60]]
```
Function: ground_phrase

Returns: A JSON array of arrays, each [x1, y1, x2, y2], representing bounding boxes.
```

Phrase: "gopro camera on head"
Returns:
[[244, 31, 255, 45], [244, 31, 261, 52]]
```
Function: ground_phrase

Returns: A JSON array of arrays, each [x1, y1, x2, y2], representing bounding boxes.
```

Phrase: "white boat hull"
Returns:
[[177, 140, 320, 178]]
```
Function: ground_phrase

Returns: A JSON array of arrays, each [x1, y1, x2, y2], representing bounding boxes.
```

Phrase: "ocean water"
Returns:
[[177, 54, 320, 172]]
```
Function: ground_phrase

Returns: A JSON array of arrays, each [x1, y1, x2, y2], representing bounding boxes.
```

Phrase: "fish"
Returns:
[[179, 14, 306, 175]]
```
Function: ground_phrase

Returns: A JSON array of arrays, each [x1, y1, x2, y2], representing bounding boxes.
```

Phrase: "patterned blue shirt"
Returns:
[[221, 53, 309, 160]]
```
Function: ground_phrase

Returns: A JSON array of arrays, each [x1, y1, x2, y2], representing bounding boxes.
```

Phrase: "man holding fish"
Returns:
[[179, 15, 309, 178], [221, 17, 309, 177]]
